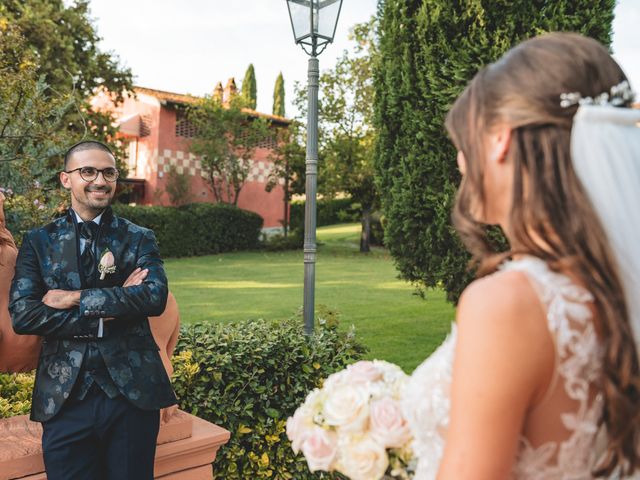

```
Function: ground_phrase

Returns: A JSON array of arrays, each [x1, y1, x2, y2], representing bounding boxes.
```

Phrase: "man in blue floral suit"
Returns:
[[10, 141, 177, 480]]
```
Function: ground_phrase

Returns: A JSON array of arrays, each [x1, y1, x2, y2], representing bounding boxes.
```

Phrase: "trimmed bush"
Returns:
[[289, 198, 360, 231], [172, 313, 367, 479], [374, 0, 615, 302], [112, 203, 263, 258], [0, 372, 34, 419]]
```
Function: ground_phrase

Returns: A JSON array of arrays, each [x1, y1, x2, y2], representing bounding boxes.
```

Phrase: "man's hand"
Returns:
[[123, 267, 148, 287], [42, 290, 81, 309], [103, 268, 149, 322]]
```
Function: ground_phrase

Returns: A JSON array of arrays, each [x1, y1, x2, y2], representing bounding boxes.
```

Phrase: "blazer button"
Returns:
[[84, 311, 90, 316], [100, 311, 106, 315]]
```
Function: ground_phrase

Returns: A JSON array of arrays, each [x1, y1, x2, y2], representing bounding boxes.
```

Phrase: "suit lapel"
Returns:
[[56, 212, 83, 290]]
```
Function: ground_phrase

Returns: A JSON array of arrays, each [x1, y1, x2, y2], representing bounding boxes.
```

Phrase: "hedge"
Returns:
[[373, 0, 615, 302], [0, 372, 34, 419], [172, 312, 367, 479], [112, 203, 263, 258], [289, 198, 360, 231]]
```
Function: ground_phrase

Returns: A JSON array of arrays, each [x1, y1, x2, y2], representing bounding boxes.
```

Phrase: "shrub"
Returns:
[[111, 203, 263, 258], [374, 0, 615, 302], [172, 312, 367, 479], [289, 198, 360, 231], [0, 372, 34, 419], [263, 227, 304, 251]]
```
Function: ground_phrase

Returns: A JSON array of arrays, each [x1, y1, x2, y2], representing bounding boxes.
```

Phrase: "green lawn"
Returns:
[[164, 223, 455, 372]]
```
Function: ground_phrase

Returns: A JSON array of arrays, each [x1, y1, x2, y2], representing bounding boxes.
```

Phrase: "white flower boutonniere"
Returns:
[[98, 249, 117, 280]]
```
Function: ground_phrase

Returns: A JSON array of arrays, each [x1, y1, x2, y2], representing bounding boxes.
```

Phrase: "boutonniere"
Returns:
[[98, 249, 117, 280]]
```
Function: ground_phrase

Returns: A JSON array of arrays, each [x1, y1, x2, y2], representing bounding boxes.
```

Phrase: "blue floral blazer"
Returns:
[[9, 208, 177, 422]]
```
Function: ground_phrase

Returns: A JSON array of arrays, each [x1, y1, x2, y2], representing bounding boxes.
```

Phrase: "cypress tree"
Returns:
[[241, 63, 257, 109], [273, 72, 285, 117], [374, 0, 616, 303]]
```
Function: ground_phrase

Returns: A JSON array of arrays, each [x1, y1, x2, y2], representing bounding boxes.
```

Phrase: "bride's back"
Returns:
[[436, 32, 640, 478]]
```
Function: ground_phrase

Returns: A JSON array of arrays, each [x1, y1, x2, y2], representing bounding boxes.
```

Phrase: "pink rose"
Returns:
[[369, 397, 411, 448], [286, 408, 312, 454], [346, 360, 383, 384], [301, 426, 337, 472]]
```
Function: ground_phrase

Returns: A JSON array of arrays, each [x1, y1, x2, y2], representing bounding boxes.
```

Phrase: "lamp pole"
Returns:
[[286, 0, 343, 335], [303, 51, 320, 335]]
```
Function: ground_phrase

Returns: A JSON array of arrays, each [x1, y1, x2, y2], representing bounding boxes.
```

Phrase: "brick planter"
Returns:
[[0, 410, 230, 480]]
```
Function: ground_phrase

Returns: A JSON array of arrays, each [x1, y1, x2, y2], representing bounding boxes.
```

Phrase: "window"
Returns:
[[175, 109, 198, 138]]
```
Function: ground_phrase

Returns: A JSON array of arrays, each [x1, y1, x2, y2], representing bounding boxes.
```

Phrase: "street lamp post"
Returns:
[[286, 0, 343, 335]]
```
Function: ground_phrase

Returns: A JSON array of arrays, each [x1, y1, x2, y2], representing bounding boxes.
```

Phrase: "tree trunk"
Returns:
[[360, 207, 371, 253]]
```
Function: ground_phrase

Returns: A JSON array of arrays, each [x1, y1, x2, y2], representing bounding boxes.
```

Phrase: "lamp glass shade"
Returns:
[[317, 0, 341, 40], [287, 0, 311, 42], [286, 0, 342, 46]]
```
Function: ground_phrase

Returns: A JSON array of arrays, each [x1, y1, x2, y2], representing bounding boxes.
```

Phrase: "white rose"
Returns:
[[301, 426, 338, 472], [322, 384, 370, 433], [286, 408, 312, 454], [369, 397, 412, 448], [346, 360, 383, 383], [337, 436, 389, 480]]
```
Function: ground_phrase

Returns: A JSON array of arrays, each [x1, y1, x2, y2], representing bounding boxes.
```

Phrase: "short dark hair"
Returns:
[[64, 140, 115, 170]]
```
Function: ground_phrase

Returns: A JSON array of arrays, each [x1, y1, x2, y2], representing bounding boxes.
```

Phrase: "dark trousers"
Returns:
[[41, 384, 160, 480]]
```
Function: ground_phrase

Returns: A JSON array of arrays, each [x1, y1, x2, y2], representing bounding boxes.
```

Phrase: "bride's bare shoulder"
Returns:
[[453, 268, 556, 408], [458, 269, 545, 330], [456, 269, 554, 370]]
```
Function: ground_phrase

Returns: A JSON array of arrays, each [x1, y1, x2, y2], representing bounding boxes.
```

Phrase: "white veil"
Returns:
[[570, 102, 640, 353]]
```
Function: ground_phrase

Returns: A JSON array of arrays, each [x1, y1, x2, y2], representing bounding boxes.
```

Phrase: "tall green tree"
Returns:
[[241, 63, 257, 110], [0, 21, 73, 192], [186, 96, 269, 206], [0, 21, 73, 239], [272, 72, 285, 117], [374, 0, 616, 302], [0, 0, 134, 171]]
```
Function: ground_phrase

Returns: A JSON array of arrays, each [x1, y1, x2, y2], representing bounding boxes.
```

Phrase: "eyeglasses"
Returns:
[[64, 167, 119, 183]]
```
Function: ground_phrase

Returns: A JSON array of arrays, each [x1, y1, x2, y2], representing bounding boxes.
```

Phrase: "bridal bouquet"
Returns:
[[287, 360, 414, 480]]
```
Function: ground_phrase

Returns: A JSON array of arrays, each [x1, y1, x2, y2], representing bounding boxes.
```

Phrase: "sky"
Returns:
[[89, 0, 640, 118]]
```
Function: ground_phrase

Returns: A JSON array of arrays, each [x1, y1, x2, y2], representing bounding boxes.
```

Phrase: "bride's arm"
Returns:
[[437, 270, 554, 480]]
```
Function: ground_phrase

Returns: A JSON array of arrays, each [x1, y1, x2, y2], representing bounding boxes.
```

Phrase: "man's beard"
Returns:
[[82, 186, 113, 209]]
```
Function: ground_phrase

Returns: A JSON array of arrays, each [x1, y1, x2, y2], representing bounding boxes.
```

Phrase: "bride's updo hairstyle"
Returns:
[[446, 32, 639, 476]]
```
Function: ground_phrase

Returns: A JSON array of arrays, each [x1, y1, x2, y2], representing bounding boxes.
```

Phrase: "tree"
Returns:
[[165, 165, 191, 206], [374, 0, 616, 302], [186, 96, 270, 206], [0, 21, 73, 193], [241, 64, 257, 110], [266, 120, 305, 236], [0, 0, 135, 172], [273, 72, 285, 117]]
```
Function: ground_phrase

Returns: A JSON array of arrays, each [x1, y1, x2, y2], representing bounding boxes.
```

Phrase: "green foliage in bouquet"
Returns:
[[171, 311, 367, 479], [0, 372, 34, 419], [374, 0, 616, 303], [111, 203, 263, 258]]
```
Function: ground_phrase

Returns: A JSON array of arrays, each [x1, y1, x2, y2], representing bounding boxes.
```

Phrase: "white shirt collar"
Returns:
[[72, 209, 104, 225]]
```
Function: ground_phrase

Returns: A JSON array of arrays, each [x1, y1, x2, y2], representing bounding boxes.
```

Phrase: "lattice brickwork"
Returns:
[[157, 149, 278, 184]]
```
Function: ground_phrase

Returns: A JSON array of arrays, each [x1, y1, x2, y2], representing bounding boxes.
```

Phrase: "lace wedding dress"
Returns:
[[402, 256, 617, 479]]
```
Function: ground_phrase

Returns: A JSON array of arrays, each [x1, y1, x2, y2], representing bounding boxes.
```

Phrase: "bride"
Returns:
[[402, 33, 640, 479]]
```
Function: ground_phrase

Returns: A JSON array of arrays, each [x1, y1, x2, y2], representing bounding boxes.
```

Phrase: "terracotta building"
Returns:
[[91, 80, 290, 231]]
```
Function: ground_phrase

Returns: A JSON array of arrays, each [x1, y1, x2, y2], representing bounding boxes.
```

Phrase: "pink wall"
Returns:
[[93, 90, 287, 229]]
